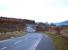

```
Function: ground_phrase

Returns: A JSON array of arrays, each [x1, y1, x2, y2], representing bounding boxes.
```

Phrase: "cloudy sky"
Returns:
[[0, 0, 68, 23]]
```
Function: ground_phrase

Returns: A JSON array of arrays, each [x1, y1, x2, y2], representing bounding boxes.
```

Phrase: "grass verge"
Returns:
[[44, 32, 68, 50], [0, 31, 27, 40]]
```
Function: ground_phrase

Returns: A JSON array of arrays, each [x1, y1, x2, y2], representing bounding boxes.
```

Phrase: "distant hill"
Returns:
[[0, 17, 35, 24], [0, 17, 35, 32], [56, 21, 68, 26]]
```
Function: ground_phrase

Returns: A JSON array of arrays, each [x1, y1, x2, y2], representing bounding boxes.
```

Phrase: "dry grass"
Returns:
[[0, 31, 26, 40], [44, 32, 68, 50]]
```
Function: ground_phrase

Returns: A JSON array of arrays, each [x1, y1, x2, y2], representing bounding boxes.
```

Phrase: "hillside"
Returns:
[[56, 21, 68, 26], [0, 17, 35, 32]]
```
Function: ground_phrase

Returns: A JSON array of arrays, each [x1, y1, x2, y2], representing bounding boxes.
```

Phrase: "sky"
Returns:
[[0, 0, 68, 23]]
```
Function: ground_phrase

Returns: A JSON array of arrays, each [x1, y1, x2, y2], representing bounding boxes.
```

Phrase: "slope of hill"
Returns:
[[56, 21, 68, 26], [0, 17, 35, 24], [0, 17, 35, 32]]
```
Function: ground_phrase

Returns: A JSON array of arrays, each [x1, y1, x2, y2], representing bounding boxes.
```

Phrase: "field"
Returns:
[[0, 31, 26, 40], [44, 32, 68, 50]]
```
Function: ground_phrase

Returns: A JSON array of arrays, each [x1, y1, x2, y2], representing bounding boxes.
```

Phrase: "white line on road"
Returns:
[[0, 47, 7, 50], [14, 41, 23, 45]]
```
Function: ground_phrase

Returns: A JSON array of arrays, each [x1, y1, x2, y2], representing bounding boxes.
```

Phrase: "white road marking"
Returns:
[[14, 41, 22, 45], [0, 47, 7, 50]]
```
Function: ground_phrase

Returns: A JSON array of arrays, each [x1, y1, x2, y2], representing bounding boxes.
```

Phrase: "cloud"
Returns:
[[0, 0, 68, 23]]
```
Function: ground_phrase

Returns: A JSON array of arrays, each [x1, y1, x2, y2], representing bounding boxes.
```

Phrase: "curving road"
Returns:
[[0, 33, 54, 50], [0, 25, 54, 50]]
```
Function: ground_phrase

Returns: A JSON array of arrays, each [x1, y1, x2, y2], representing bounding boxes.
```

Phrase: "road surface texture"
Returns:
[[0, 33, 54, 50], [0, 25, 55, 50]]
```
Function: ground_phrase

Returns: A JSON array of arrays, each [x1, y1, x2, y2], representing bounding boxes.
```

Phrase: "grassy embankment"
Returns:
[[44, 32, 68, 50], [0, 31, 26, 40]]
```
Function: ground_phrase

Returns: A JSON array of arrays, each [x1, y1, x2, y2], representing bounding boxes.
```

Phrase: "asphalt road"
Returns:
[[0, 33, 54, 50], [0, 25, 54, 50]]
